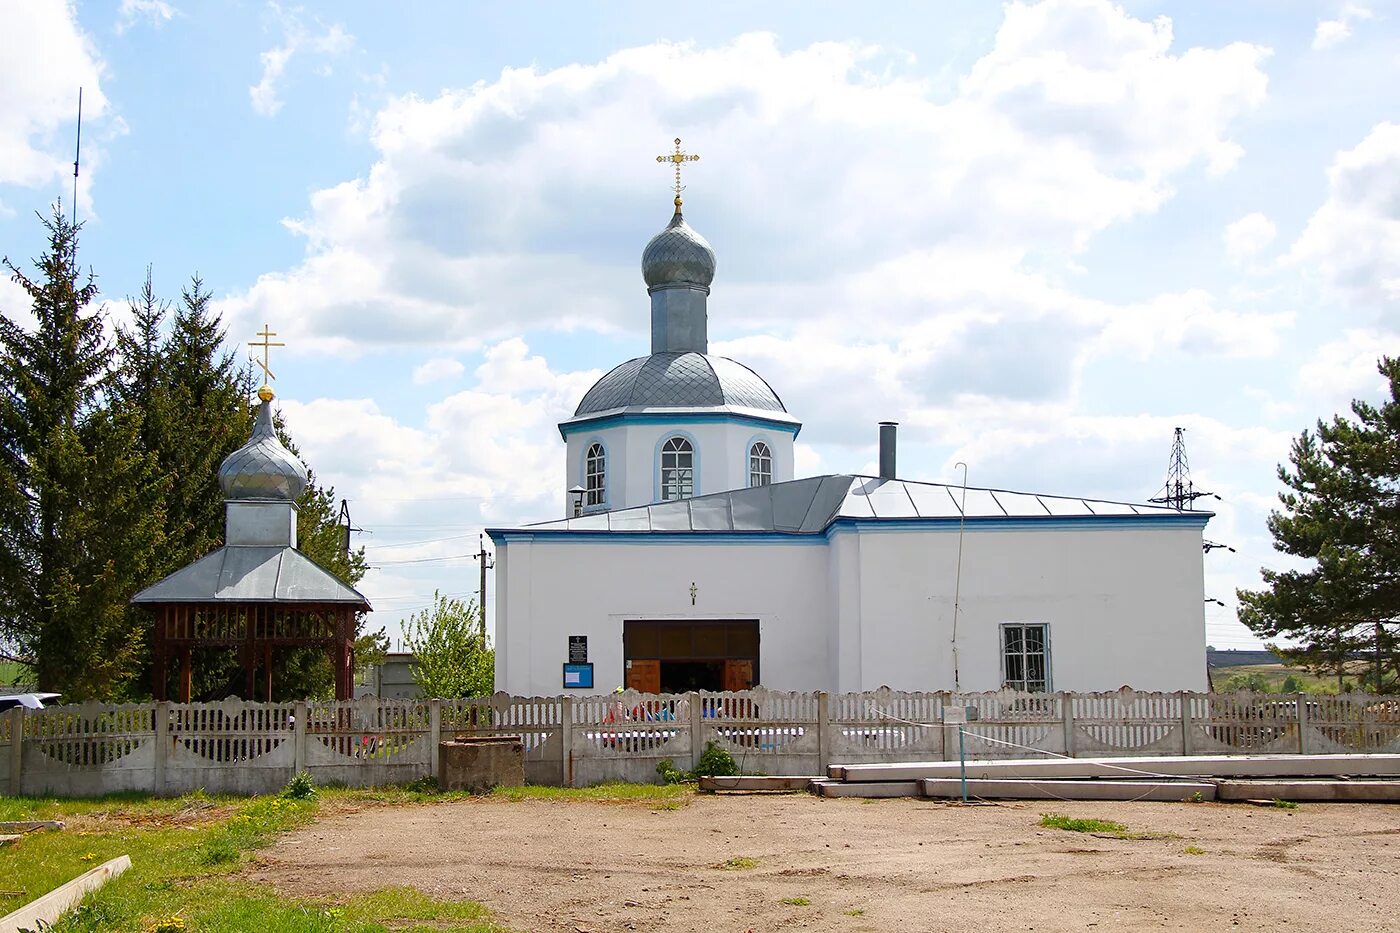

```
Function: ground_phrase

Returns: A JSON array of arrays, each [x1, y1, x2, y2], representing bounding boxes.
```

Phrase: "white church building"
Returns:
[[487, 189, 1211, 697]]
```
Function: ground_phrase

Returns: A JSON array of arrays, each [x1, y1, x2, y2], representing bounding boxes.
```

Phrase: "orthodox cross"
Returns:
[[656, 137, 699, 210], [249, 323, 285, 402], [689, 582, 697, 606]]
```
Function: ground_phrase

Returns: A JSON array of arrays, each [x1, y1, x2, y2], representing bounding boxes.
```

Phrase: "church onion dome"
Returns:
[[218, 400, 309, 501], [574, 351, 786, 416], [641, 211, 716, 289]]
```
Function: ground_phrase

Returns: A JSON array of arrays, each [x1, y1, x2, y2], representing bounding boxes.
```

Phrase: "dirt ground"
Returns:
[[250, 793, 1400, 933]]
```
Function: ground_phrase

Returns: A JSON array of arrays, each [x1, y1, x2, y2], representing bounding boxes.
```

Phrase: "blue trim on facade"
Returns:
[[486, 511, 1211, 546], [559, 410, 802, 441], [653, 429, 701, 502], [579, 436, 610, 513]]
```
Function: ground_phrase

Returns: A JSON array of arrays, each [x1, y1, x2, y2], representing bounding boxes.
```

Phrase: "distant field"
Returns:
[[1210, 662, 1370, 693]]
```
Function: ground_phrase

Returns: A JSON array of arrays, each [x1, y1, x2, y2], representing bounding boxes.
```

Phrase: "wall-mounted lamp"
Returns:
[[568, 485, 586, 518]]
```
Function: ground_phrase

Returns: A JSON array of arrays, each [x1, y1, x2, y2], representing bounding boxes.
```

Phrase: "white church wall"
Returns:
[[843, 523, 1209, 693], [492, 536, 831, 696]]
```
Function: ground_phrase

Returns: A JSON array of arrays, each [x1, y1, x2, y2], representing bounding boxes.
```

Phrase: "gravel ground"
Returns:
[[250, 793, 1400, 932]]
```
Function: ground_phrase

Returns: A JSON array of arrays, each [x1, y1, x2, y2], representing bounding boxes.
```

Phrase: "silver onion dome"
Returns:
[[575, 351, 786, 415], [641, 211, 716, 289], [218, 400, 309, 501]]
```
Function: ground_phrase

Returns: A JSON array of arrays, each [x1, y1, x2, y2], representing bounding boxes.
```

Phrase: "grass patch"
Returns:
[[0, 782, 508, 933], [845, 908, 866, 916], [720, 856, 759, 870], [489, 782, 691, 803], [1183, 845, 1206, 855], [1273, 798, 1299, 810], [781, 896, 811, 906], [1039, 813, 1177, 841]]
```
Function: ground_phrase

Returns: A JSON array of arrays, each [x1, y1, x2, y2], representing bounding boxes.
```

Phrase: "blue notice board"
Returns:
[[562, 663, 594, 689]]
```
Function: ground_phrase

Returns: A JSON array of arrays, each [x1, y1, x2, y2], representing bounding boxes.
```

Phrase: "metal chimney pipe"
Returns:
[[878, 421, 898, 480]]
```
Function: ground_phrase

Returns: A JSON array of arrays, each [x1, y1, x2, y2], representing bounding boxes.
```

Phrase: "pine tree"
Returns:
[[1238, 357, 1400, 693], [0, 204, 165, 699]]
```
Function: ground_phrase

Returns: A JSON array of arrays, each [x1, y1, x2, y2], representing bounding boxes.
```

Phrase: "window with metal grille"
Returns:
[[660, 436, 694, 501], [1001, 623, 1051, 692], [585, 443, 605, 506], [749, 441, 772, 487]]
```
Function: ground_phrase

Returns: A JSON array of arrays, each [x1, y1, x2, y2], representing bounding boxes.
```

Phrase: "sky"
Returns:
[[1, 0, 1397, 653]]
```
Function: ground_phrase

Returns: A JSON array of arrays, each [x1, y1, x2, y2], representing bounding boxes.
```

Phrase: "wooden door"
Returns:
[[626, 659, 660, 694], [722, 659, 754, 692]]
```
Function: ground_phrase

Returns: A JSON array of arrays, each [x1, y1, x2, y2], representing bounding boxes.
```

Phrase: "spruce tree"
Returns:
[[1238, 357, 1400, 693], [0, 204, 165, 699]]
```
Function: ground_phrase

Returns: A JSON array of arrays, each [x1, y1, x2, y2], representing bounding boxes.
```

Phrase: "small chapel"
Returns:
[[487, 141, 1211, 697]]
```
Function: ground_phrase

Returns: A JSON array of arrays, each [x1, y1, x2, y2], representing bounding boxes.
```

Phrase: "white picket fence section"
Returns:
[[2, 688, 1398, 796]]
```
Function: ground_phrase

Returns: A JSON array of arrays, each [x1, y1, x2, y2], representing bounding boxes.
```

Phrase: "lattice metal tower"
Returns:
[[1149, 427, 1216, 511]]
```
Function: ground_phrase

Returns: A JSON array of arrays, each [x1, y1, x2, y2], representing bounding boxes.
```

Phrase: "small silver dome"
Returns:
[[575, 352, 786, 415], [218, 400, 309, 501], [642, 211, 716, 289]]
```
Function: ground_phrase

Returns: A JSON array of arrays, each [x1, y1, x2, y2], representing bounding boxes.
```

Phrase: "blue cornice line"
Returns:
[[558, 410, 803, 440]]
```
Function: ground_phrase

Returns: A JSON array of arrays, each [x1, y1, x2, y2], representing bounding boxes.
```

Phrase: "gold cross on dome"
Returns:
[[249, 323, 285, 402], [656, 137, 699, 209]]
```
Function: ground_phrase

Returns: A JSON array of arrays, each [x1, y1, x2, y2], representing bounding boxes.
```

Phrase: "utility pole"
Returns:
[[1149, 428, 1220, 511], [477, 533, 494, 642]]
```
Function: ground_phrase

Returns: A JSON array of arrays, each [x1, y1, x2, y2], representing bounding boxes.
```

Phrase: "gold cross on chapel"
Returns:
[[656, 137, 699, 210], [249, 323, 285, 402]]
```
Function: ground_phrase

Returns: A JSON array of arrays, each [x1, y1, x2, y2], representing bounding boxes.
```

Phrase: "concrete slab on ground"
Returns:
[[1216, 780, 1400, 802], [698, 776, 821, 792], [919, 778, 1217, 802], [834, 753, 1400, 783], [814, 780, 923, 798]]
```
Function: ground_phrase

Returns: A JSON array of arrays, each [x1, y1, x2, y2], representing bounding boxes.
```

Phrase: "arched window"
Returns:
[[660, 436, 694, 501], [585, 443, 605, 507], [749, 441, 772, 487]]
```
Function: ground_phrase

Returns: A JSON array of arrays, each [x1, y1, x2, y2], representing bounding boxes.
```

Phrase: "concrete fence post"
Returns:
[[1179, 691, 1194, 756], [429, 699, 442, 780], [816, 691, 830, 775], [7, 707, 23, 796], [939, 692, 951, 761], [1061, 691, 1075, 758], [560, 696, 574, 788], [293, 701, 308, 775], [1296, 692, 1310, 755], [153, 702, 168, 795], [688, 691, 704, 771]]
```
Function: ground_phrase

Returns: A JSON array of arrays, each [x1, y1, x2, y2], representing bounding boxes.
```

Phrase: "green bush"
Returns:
[[656, 758, 688, 784], [280, 770, 317, 801], [693, 741, 739, 778]]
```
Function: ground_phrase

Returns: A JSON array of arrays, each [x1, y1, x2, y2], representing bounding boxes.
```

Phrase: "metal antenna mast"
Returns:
[[1148, 427, 1219, 511], [72, 88, 83, 226]]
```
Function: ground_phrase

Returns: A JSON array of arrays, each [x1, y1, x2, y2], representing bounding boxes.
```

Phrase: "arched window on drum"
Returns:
[[660, 436, 694, 501], [585, 443, 605, 507], [749, 441, 772, 488]]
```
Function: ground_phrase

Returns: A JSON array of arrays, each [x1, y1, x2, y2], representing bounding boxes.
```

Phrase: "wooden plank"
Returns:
[[699, 775, 821, 792], [0, 855, 131, 933], [0, 821, 64, 833]]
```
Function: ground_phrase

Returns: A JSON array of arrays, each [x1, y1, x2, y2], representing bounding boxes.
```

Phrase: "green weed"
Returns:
[[720, 856, 759, 870], [781, 896, 811, 906]]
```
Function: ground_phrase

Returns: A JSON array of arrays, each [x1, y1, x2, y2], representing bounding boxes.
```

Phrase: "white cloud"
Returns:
[[249, 5, 354, 117], [220, 2, 1269, 353], [1224, 212, 1277, 264], [1289, 122, 1400, 317], [1312, 4, 1374, 50], [0, 1, 109, 208], [116, 0, 176, 34], [412, 356, 465, 385], [1296, 329, 1396, 412]]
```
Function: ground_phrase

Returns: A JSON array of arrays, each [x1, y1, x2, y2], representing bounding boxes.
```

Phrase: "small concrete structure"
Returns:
[[916, 778, 1217, 801], [438, 735, 525, 793]]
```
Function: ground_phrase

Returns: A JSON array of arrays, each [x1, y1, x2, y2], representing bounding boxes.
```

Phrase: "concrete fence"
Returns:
[[2, 687, 1398, 797]]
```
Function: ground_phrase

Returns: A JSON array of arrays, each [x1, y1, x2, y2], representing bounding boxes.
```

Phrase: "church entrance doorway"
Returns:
[[623, 620, 759, 693]]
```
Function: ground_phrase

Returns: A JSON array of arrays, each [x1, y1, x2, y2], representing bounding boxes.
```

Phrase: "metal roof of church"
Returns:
[[572, 351, 788, 418], [495, 475, 1211, 537], [131, 546, 371, 605]]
